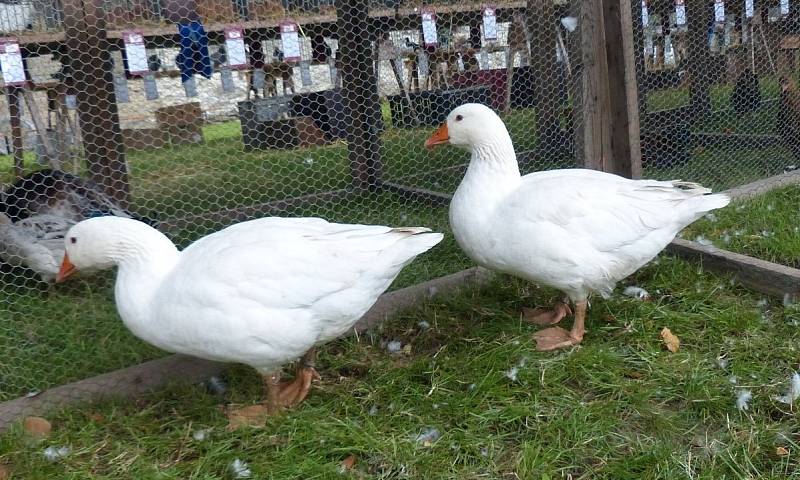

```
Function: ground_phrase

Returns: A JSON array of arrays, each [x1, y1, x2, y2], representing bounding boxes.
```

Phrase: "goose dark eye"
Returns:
[[70, 237, 77, 244], [455, 115, 463, 121]]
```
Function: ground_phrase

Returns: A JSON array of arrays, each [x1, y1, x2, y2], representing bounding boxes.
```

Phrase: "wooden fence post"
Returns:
[[574, 0, 641, 178], [603, 0, 642, 178], [336, 0, 383, 190], [527, 0, 562, 155], [686, 0, 712, 117], [578, 0, 612, 171], [7, 88, 24, 181], [63, 0, 130, 206]]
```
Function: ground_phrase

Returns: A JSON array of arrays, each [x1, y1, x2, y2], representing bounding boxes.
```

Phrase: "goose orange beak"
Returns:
[[425, 123, 449, 149], [55, 253, 77, 283]]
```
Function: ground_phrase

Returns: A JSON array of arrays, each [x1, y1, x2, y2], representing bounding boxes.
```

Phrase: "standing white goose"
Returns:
[[425, 103, 730, 351], [56, 216, 442, 422]]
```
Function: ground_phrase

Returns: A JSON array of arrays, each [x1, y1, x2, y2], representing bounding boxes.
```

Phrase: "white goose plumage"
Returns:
[[57, 215, 442, 420], [425, 103, 730, 351]]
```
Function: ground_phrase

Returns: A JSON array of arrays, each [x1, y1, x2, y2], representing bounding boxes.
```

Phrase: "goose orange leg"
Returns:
[[523, 301, 572, 325], [533, 300, 587, 351], [277, 348, 320, 407], [226, 350, 320, 428]]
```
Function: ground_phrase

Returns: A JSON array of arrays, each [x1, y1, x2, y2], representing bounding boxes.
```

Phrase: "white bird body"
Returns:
[[426, 103, 730, 350], [63, 216, 443, 374], [450, 164, 729, 300]]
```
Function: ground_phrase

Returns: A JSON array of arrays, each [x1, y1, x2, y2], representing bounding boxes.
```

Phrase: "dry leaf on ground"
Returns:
[[340, 455, 357, 472], [22, 416, 51, 438], [660, 327, 680, 353]]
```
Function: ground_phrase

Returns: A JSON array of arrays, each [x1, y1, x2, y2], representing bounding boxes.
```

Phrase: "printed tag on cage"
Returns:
[[0, 38, 26, 86], [280, 21, 301, 62], [714, 0, 725, 22], [418, 51, 429, 76], [65, 94, 77, 109], [641, 0, 649, 26], [114, 73, 130, 103], [421, 9, 438, 47], [143, 73, 159, 100], [300, 60, 312, 86], [745, 0, 754, 17], [220, 66, 234, 92], [482, 6, 497, 41], [123, 30, 149, 75], [224, 27, 248, 69], [328, 60, 338, 85], [252, 68, 266, 90], [675, 0, 686, 25], [183, 76, 198, 97], [781, 0, 789, 15], [480, 49, 489, 69]]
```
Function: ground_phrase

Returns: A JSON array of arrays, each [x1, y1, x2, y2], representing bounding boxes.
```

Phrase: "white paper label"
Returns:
[[224, 28, 247, 69], [280, 22, 301, 62], [421, 10, 438, 46], [745, 0, 754, 18], [715, 0, 725, 22], [641, 0, 649, 26], [480, 49, 489, 69], [482, 7, 497, 41], [675, 0, 686, 25], [781, 0, 789, 15], [123, 30, 148, 75], [300, 60, 312, 86], [418, 51, 429, 76], [0, 39, 26, 86]]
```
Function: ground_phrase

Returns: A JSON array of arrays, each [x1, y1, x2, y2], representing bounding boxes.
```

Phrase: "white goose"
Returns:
[[425, 103, 730, 351], [55, 216, 442, 422]]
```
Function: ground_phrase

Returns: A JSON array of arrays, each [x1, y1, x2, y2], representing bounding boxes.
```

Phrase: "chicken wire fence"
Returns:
[[0, 0, 795, 409]]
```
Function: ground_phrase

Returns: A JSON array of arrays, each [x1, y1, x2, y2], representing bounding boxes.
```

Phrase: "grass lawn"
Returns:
[[682, 185, 800, 269], [1, 255, 799, 478]]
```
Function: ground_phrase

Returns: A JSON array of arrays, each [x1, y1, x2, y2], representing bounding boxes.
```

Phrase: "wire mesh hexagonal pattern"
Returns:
[[0, 0, 794, 413]]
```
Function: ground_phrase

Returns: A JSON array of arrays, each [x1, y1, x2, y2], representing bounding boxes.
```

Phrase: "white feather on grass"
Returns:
[[774, 372, 800, 405], [736, 390, 753, 411]]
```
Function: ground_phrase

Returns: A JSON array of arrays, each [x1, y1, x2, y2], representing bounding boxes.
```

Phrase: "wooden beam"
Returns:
[[667, 238, 800, 300], [602, 0, 641, 178], [336, 0, 383, 189], [686, 0, 712, 117], [578, 0, 612, 170], [63, 0, 130, 206], [527, 0, 563, 154], [6, 88, 24, 181]]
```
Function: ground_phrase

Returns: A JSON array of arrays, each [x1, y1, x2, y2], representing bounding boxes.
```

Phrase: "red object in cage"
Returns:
[[450, 69, 507, 111]]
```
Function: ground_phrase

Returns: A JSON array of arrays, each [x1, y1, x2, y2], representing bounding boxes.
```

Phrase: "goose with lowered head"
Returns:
[[425, 103, 730, 351], [55, 216, 443, 423]]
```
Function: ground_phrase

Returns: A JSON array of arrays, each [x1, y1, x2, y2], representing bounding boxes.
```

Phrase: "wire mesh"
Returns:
[[0, 0, 792, 413], [637, 0, 799, 189]]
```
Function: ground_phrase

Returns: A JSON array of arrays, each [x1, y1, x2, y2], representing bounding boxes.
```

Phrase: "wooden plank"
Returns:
[[336, 0, 383, 189], [602, 0, 642, 178], [667, 238, 800, 300], [7, 88, 24, 181], [578, 0, 612, 170], [63, 0, 130, 206], [686, 0, 711, 117], [527, 0, 562, 153], [0, 266, 494, 433]]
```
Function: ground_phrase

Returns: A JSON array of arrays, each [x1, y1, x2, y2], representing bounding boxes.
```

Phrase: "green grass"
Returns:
[[682, 185, 800, 269], [1, 256, 799, 478]]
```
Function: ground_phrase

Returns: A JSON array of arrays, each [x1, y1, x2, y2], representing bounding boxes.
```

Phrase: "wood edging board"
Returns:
[[0, 267, 493, 432]]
